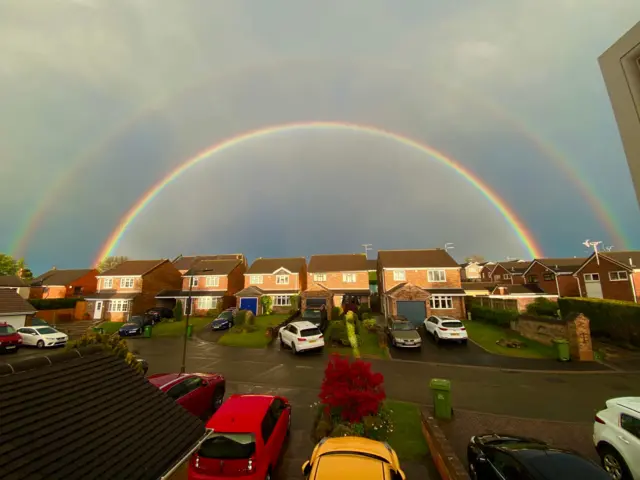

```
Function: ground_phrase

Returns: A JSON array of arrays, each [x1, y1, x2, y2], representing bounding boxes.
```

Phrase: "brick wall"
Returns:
[[136, 261, 183, 315], [576, 256, 636, 302], [382, 268, 462, 292], [307, 271, 370, 291], [512, 315, 568, 346], [29, 286, 66, 299], [98, 277, 144, 292], [245, 273, 302, 291], [181, 275, 229, 292], [490, 265, 525, 284], [227, 263, 247, 295]]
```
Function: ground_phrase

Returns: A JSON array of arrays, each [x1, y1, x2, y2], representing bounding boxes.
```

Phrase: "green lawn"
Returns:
[[217, 314, 289, 348], [464, 320, 556, 359], [385, 400, 429, 460], [96, 321, 124, 334], [152, 317, 212, 337], [325, 324, 389, 359]]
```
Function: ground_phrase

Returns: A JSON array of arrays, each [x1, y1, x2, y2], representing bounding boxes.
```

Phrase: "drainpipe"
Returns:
[[576, 276, 583, 297], [629, 258, 637, 303], [554, 273, 561, 296]]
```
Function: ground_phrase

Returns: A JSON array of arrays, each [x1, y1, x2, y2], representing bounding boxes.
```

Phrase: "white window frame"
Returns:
[[108, 300, 129, 313], [276, 275, 289, 285], [393, 270, 406, 281], [428, 269, 446, 283], [313, 273, 327, 282], [250, 275, 263, 285], [189, 277, 199, 288], [205, 276, 220, 287], [543, 273, 554, 281], [120, 277, 134, 289], [198, 297, 214, 310], [584, 273, 600, 282], [609, 271, 628, 281], [102, 278, 113, 289], [273, 295, 291, 307], [430, 295, 453, 309], [343, 273, 357, 283], [503, 274, 511, 280]]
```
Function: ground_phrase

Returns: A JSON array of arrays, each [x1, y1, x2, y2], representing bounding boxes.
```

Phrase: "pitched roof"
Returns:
[[246, 257, 306, 274], [186, 259, 242, 276], [533, 257, 587, 274], [308, 253, 370, 273], [0, 347, 206, 480], [0, 275, 27, 287], [100, 260, 167, 277], [462, 282, 496, 292], [600, 251, 640, 269], [0, 289, 36, 316], [31, 269, 94, 286], [173, 254, 245, 271], [493, 261, 530, 275], [366, 259, 378, 271], [378, 249, 459, 269], [235, 286, 265, 296]]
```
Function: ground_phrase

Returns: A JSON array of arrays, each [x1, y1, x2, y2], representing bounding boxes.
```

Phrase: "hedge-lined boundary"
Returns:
[[30, 297, 83, 310], [469, 305, 518, 328]]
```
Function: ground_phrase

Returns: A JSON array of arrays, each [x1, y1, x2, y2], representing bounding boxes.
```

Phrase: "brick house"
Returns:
[[155, 258, 246, 314], [172, 254, 247, 275], [377, 249, 466, 327], [572, 251, 640, 303], [487, 261, 530, 284], [479, 262, 496, 281], [521, 258, 586, 296], [29, 268, 98, 299], [0, 275, 30, 299], [235, 257, 307, 315], [0, 289, 36, 329], [460, 261, 484, 281], [301, 254, 371, 315], [84, 260, 182, 322]]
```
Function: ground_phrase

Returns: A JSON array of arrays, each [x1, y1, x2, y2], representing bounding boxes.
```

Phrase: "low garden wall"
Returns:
[[510, 315, 568, 346], [420, 409, 470, 480]]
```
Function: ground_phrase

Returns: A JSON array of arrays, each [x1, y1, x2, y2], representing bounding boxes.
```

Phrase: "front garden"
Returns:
[[324, 305, 388, 359], [217, 311, 289, 348]]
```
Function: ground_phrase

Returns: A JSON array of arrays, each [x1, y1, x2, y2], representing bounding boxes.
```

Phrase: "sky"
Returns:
[[1, 0, 640, 275]]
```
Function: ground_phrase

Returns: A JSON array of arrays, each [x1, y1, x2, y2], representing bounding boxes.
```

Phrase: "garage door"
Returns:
[[396, 301, 426, 327], [306, 298, 327, 308], [239, 297, 258, 315]]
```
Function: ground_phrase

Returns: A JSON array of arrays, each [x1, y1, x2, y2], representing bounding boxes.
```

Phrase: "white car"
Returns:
[[278, 321, 324, 354], [594, 397, 640, 480], [423, 316, 468, 344], [17, 326, 69, 348]]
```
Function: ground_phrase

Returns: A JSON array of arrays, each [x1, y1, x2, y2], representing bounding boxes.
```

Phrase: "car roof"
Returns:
[[433, 315, 459, 321], [205, 394, 275, 431], [316, 436, 394, 463], [608, 396, 640, 415], [315, 454, 389, 479], [289, 320, 320, 329], [147, 373, 189, 390], [507, 447, 609, 480]]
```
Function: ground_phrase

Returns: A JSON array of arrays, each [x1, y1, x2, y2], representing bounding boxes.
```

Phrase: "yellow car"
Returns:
[[301, 436, 407, 480]]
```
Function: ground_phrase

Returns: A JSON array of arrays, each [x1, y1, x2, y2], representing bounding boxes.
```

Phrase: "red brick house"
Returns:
[[235, 257, 307, 315], [573, 251, 640, 303], [521, 258, 586, 296], [487, 261, 530, 284], [29, 268, 98, 299], [479, 262, 496, 281], [85, 260, 182, 322], [377, 249, 466, 326], [172, 254, 247, 275], [156, 258, 246, 314]]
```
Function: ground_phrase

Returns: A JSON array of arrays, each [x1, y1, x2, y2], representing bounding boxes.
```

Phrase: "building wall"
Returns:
[[576, 256, 636, 302], [599, 21, 640, 208], [0, 314, 28, 329], [69, 270, 99, 296], [227, 263, 247, 295], [245, 273, 302, 291], [181, 275, 229, 292], [136, 262, 183, 315], [525, 263, 558, 294], [490, 265, 525, 284], [557, 275, 581, 297], [461, 264, 482, 280], [307, 271, 369, 291], [98, 276, 143, 293], [388, 296, 465, 320], [29, 286, 66, 299], [382, 268, 462, 292]]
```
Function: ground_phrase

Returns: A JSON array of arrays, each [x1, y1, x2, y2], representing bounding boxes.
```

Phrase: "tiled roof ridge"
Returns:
[[0, 345, 104, 377]]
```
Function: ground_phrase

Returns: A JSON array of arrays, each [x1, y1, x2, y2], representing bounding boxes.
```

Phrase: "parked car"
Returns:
[[0, 322, 23, 353], [148, 372, 226, 418], [386, 316, 422, 349], [301, 308, 322, 328], [118, 315, 153, 337], [211, 310, 235, 330], [467, 433, 610, 480], [594, 396, 640, 480], [188, 394, 291, 480], [302, 436, 406, 480], [17, 325, 68, 348], [278, 321, 324, 354], [424, 315, 468, 345], [145, 306, 174, 323]]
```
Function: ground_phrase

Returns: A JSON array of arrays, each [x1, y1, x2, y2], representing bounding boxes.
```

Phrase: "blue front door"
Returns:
[[239, 297, 258, 315]]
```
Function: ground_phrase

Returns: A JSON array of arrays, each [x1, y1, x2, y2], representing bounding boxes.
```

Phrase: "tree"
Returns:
[[0, 253, 31, 277], [464, 255, 485, 263], [97, 256, 129, 273], [173, 300, 184, 322]]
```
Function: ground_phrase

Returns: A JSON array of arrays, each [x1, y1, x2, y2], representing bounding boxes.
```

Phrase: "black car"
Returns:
[[118, 316, 152, 337], [467, 434, 610, 480], [211, 310, 235, 330]]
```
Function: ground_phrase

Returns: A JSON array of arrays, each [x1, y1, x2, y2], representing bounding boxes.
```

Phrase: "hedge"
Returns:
[[30, 297, 83, 310], [469, 305, 518, 328], [558, 297, 640, 347]]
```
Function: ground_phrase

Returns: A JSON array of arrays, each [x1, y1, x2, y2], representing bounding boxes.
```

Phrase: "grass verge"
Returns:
[[325, 323, 388, 359], [464, 320, 556, 359], [152, 317, 213, 337], [217, 314, 289, 348], [386, 400, 429, 460], [96, 321, 124, 334]]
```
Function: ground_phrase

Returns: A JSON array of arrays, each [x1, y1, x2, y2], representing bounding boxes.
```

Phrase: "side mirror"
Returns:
[[301, 460, 311, 476]]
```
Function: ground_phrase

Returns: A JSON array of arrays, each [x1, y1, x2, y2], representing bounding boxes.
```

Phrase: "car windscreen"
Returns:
[[198, 433, 256, 459], [36, 327, 57, 335], [0, 325, 16, 335], [392, 322, 415, 331], [300, 327, 322, 337], [218, 312, 233, 320], [442, 321, 463, 328]]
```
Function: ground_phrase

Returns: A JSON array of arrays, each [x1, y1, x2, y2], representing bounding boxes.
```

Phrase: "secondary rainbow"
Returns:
[[94, 121, 544, 265]]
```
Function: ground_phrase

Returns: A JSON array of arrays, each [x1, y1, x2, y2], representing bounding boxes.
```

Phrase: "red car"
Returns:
[[188, 394, 291, 480], [0, 322, 23, 353], [148, 373, 225, 418]]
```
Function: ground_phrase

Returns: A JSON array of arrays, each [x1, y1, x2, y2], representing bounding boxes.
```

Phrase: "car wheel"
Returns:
[[212, 388, 224, 411], [279, 334, 285, 348], [600, 446, 630, 480], [434, 333, 440, 345], [391, 337, 396, 347], [292, 342, 298, 355], [36, 340, 45, 349]]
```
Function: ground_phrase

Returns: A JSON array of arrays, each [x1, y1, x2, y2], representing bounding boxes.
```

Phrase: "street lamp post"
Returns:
[[180, 267, 214, 374]]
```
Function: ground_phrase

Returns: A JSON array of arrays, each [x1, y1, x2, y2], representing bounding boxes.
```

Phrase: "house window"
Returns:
[[102, 278, 113, 289], [430, 295, 453, 309], [393, 270, 406, 281], [121, 277, 135, 288], [427, 270, 446, 282], [73, 286, 82, 295], [584, 273, 600, 282], [198, 297, 214, 310], [313, 273, 327, 282], [527, 275, 538, 283], [543, 273, 554, 281], [108, 300, 129, 312], [273, 295, 291, 307], [205, 276, 219, 287], [609, 271, 628, 281], [189, 277, 199, 288], [503, 274, 511, 280], [276, 275, 289, 285], [250, 275, 263, 284], [343, 273, 357, 283], [493, 274, 501, 281]]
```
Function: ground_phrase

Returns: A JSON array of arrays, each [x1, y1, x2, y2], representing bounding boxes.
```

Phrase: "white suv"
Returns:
[[278, 321, 324, 354], [423, 316, 468, 345], [593, 396, 640, 480]]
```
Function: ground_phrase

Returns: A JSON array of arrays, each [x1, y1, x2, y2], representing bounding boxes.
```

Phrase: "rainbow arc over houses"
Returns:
[[94, 121, 544, 265]]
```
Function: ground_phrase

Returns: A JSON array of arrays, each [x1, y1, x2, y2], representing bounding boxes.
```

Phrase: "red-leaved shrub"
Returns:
[[318, 354, 386, 423]]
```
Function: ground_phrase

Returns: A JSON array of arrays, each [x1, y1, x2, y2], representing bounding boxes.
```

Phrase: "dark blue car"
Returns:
[[211, 310, 235, 330], [118, 316, 148, 337]]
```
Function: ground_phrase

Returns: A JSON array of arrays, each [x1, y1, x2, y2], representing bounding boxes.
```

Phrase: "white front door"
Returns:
[[584, 273, 603, 298], [94, 301, 103, 320]]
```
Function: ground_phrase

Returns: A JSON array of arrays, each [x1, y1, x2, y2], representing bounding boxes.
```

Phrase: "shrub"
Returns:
[[314, 419, 333, 441], [331, 306, 343, 320], [289, 294, 300, 310], [526, 298, 559, 318], [558, 297, 640, 346], [206, 309, 217, 317], [234, 309, 252, 327], [173, 300, 184, 322], [329, 321, 350, 346], [346, 320, 360, 357], [260, 295, 273, 315], [345, 311, 361, 334], [30, 297, 83, 310], [362, 318, 377, 332], [329, 424, 356, 438], [358, 304, 372, 318], [66, 332, 144, 374], [319, 354, 386, 423], [470, 305, 518, 328], [361, 312, 372, 320], [246, 311, 256, 326]]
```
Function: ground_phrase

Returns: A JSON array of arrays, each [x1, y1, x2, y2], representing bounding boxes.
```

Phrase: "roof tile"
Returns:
[[246, 257, 306, 274], [100, 260, 167, 277], [378, 249, 459, 268], [31, 269, 95, 286], [0, 289, 36, 316], [308, 254, 369, 273], [0, 275, 27, 287]]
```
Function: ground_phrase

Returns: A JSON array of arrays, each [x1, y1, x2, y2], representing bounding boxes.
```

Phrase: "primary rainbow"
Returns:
[[94, 121, 543, 265]]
